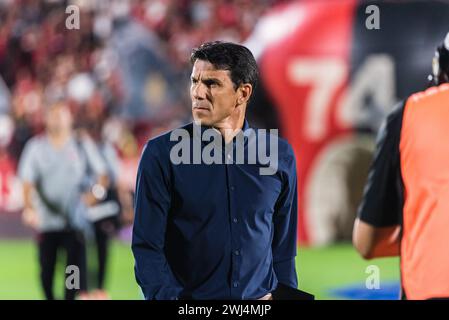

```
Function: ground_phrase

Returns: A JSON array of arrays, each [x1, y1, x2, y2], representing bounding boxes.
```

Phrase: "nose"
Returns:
[[191, 82, 206, 100]]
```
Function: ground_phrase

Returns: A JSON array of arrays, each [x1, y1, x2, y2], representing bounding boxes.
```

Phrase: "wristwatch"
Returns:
[[91, 183, 107, 201]]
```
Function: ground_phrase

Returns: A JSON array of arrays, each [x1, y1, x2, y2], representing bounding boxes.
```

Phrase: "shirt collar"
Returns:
[[194, 119, 251, 147]]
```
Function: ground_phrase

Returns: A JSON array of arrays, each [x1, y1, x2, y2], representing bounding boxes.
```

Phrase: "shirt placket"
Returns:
[[225, 143, 242, 299]]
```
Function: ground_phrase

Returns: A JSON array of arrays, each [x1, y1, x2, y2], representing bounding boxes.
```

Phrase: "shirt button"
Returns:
[[226, 154, 232, 164], [233, 281, 239, 288], [233, 218, 238, 223], [230, 186, 235, 191], [234, 250, 240, 256]]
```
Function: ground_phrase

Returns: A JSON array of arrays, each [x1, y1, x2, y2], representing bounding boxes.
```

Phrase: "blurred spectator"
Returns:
[[0, 76, 10, 113], [18, 100, 108, 300], [0, 114, 22, 213]]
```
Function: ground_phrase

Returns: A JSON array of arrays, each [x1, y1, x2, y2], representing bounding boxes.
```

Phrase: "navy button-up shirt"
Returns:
[[132, 120, 298, 300]]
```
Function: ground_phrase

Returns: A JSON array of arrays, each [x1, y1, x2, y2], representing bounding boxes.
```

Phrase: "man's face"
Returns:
[[190, 60, 239, 127], [45, 103, 72, 134]]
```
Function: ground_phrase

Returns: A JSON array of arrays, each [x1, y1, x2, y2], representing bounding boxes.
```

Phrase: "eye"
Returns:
[[204, 80, 218, 87]]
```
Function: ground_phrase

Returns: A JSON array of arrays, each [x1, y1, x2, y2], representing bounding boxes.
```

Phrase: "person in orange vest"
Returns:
[[353, 32, 449, 300]]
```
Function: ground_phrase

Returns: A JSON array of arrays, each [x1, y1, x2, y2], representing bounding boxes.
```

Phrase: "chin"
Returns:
[[192, 113, 213, 126]]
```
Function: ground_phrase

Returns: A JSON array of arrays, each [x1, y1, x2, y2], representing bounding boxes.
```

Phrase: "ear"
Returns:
[[237, 84, 253, 106]]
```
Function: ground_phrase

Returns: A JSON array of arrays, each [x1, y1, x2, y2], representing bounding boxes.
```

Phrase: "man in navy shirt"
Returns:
[[132, 41, 299, 300]]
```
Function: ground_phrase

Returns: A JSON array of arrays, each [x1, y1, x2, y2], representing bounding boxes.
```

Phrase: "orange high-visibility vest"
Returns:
[[400, 83, 449, 299]]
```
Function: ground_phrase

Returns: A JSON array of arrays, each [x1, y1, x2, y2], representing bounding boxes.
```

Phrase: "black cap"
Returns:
[[429, 32, 449, 86]]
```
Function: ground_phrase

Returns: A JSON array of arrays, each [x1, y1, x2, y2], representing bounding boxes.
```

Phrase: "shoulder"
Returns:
[[276, 136, 296, 173], [384, 100, 406, 128], [407, 83, 449, 106], [19, 135, 46, 170], [22, 134, 46, 153], [402, 83, 449, 121], [277, 135, 295, 159], [253, 128, 295, 161], [142, 122, 193, 159], [381, 86, 447, 135], [250, 127, 296, 172]]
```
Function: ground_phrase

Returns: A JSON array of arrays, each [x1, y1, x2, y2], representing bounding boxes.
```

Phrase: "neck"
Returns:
[[213, 105, 246, 144], [47, 130, 71, 148]]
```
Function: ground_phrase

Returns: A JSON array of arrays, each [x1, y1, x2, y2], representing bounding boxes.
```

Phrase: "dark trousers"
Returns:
[[92, 217, 117, 289], [37, 230, 87, 300]]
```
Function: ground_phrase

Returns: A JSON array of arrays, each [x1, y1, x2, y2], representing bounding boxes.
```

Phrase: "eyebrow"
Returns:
[[191, 76, 223, 86]]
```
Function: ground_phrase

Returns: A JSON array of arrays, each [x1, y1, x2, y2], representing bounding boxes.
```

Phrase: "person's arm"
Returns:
[[22, 181, 39, 229], [353, 218, 400, 259], [82, 174, 109, 207], [18, 140, 39, 229], [132, 141, 183, 300], [353, 102, 405, 260], [117, 183, 134, 225], [272, 145, 298, 290]]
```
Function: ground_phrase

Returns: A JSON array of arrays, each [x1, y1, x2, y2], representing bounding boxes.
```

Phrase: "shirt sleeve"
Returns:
[[357, 101, 405, 227], [18, 140, 38, 184], [272, 143, 298, 289], [131, 140, 183, 300]]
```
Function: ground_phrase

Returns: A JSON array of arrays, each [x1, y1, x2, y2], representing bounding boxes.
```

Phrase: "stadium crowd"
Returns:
[[0, 0, 285, 299], [0, 0, 285, 211]]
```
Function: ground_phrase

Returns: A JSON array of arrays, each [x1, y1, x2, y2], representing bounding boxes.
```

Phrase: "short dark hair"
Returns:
[[190, 41, 259, 91]]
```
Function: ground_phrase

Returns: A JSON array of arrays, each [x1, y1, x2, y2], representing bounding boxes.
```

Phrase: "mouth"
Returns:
[[193, 105, 211, 111]]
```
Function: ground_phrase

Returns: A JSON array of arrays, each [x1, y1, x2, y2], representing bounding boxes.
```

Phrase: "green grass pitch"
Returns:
[[0, 240, 399, 300]]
